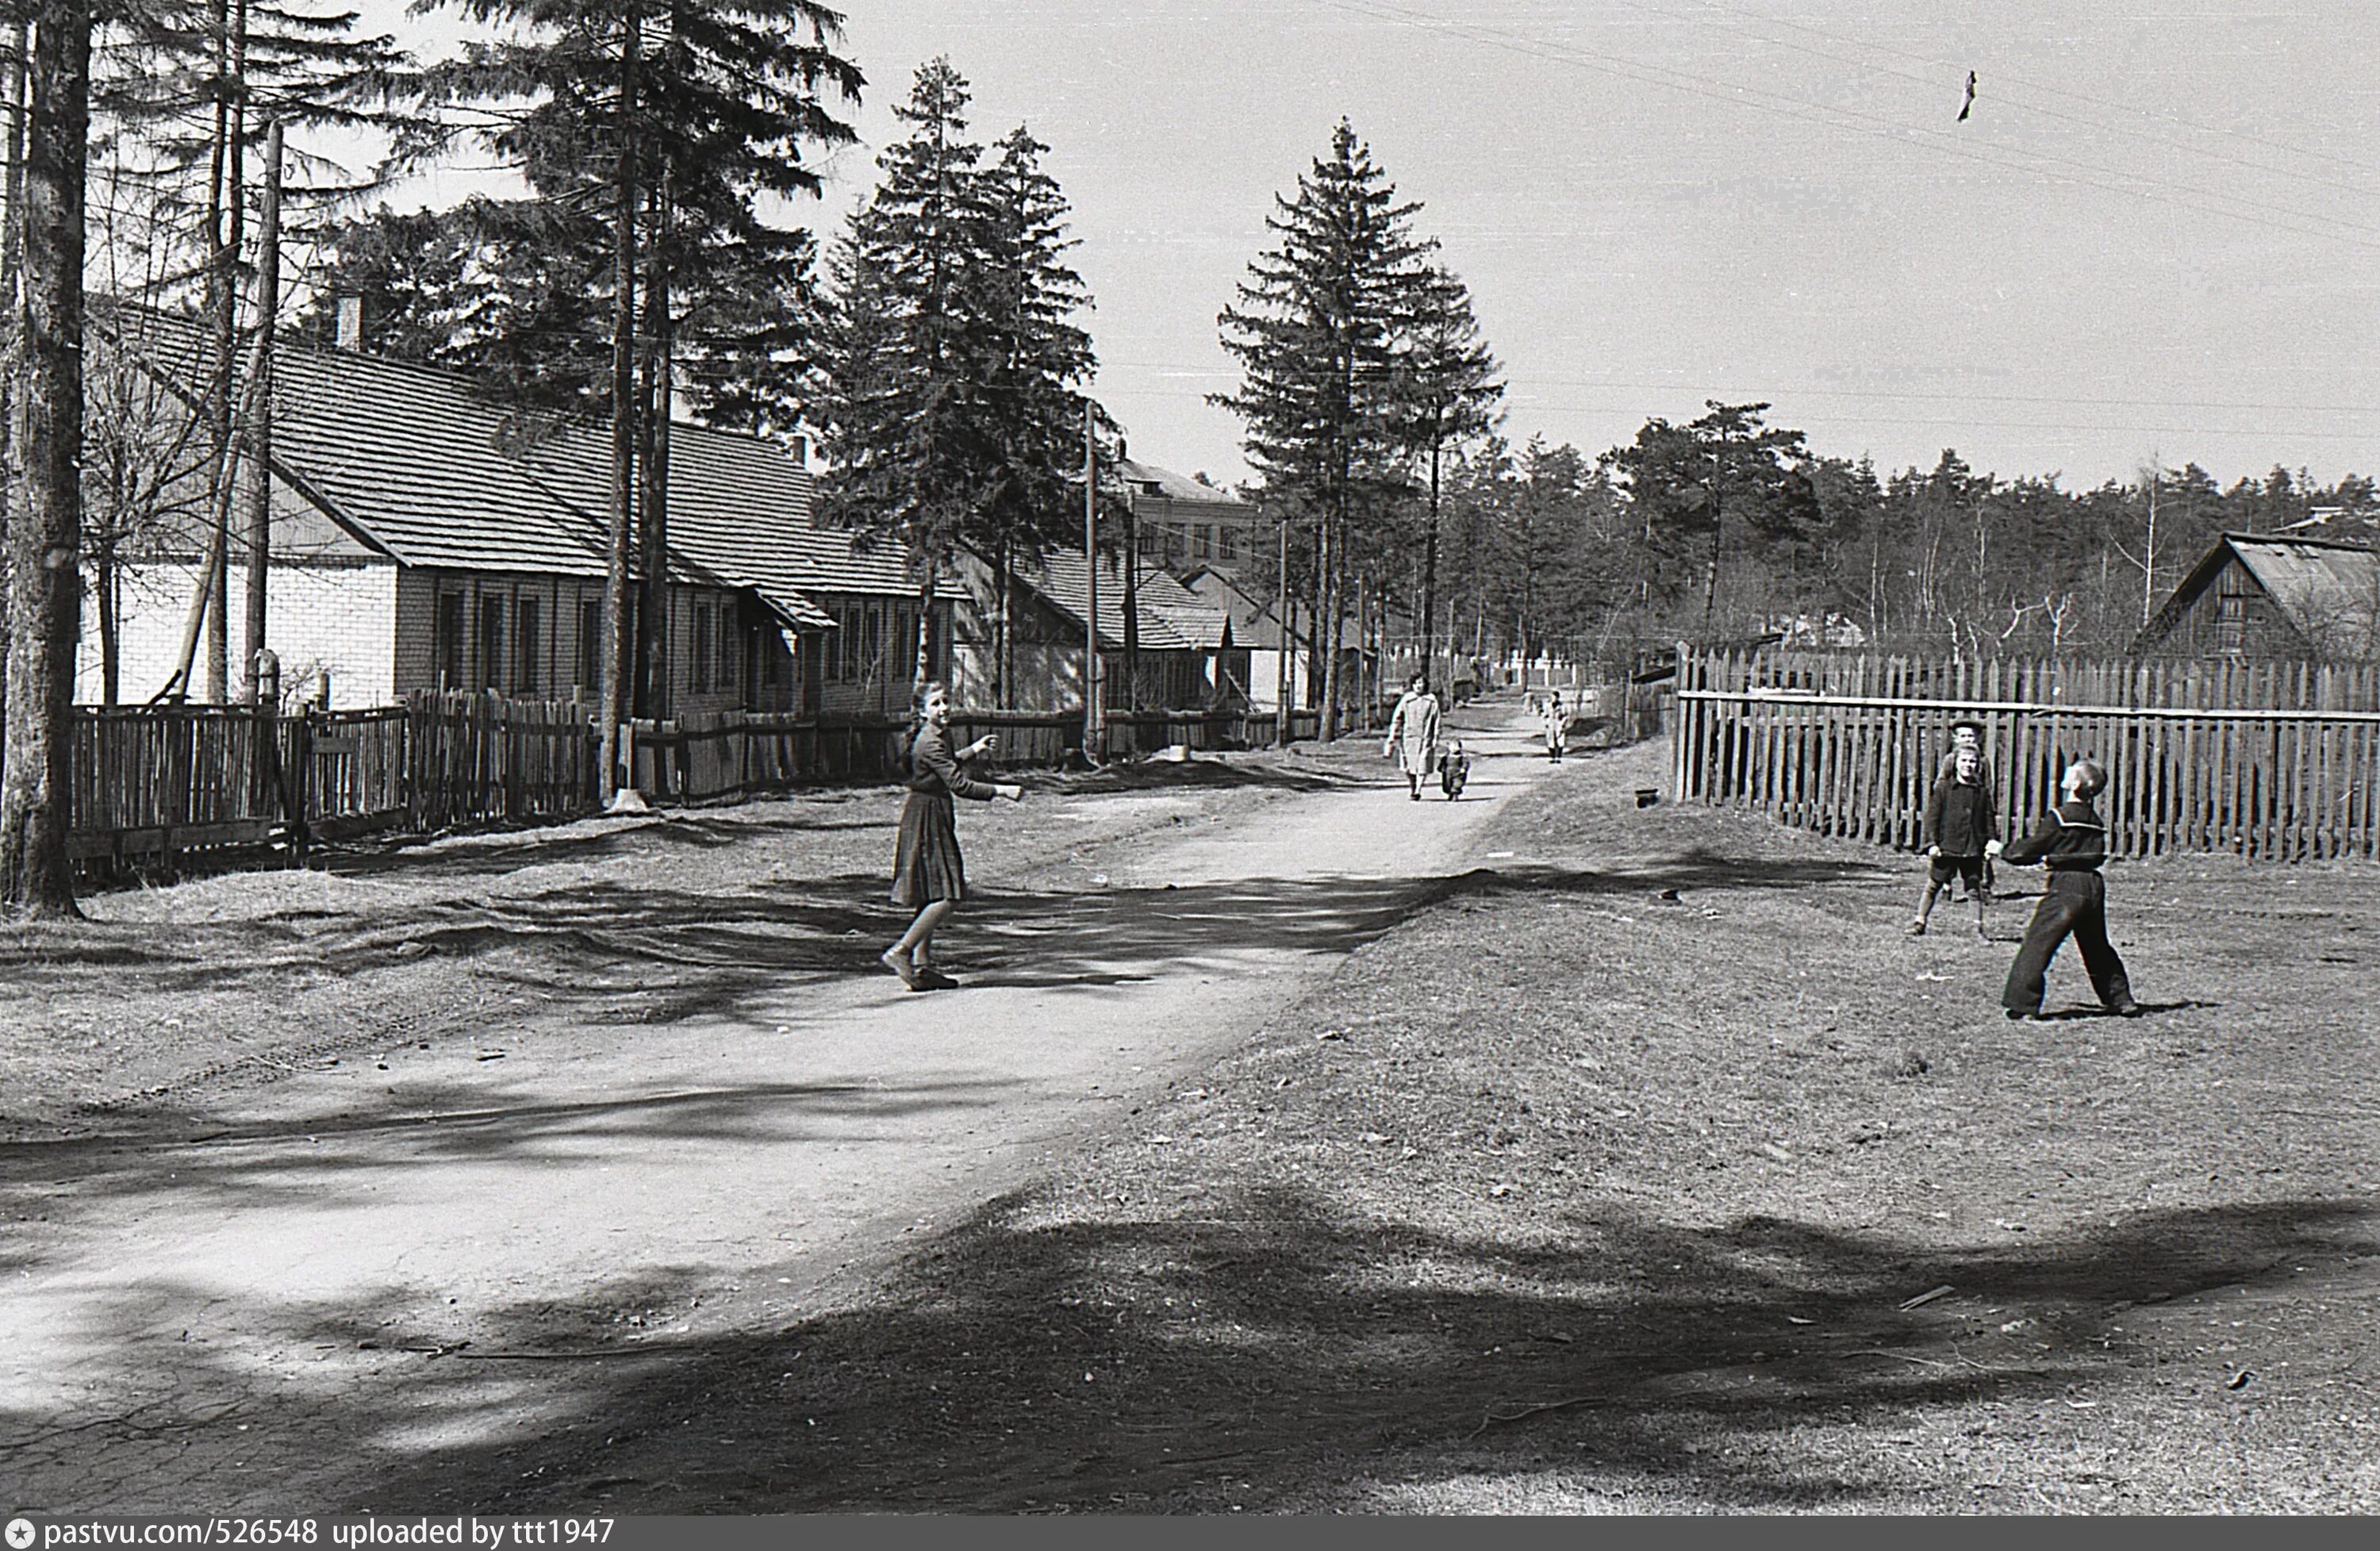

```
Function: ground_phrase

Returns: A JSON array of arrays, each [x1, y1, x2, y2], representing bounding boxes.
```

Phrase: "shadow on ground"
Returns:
[[0, 846, 1894, 1022], [3, 1184, 2366, 1512]]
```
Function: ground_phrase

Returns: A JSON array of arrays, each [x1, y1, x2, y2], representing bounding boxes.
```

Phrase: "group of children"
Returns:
[[1914, 718, 2144, 1021]]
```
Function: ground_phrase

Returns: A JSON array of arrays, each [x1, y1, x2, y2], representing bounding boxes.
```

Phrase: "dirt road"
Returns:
[[2, 701, 1561, 1512]]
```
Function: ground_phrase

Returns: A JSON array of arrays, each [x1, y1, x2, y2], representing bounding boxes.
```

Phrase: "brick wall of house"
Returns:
[[79, 558, 399, 708]]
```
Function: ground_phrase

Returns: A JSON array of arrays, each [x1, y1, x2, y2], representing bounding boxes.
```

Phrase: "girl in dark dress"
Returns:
[[882, 682, 1023, 991]]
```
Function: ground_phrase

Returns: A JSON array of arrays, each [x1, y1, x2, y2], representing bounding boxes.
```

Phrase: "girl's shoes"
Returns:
[[879, 947, 919, 989], [915, 967, 960, 991]]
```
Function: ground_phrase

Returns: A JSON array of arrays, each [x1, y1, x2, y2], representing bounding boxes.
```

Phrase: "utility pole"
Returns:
[[240, 118, 280, 704], [1082, 401, 1100, 759]]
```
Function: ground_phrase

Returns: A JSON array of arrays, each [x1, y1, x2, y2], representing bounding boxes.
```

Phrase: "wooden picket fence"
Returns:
[[1673, 647, 2380, 860], [66, 692, 1341, 877]]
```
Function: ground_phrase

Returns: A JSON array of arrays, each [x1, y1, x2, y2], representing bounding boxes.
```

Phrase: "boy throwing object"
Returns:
[[1999, 758, 2144, 1022], [1911, 745, 1999, 938]]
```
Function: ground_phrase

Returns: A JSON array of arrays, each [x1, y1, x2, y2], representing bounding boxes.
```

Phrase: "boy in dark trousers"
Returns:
[[1937, 719, 1999, 898], [1910, 744, 1999, 938], [2000, 757, 2143, 1021]]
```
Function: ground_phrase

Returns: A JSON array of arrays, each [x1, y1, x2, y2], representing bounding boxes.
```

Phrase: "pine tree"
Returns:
[[976, 125, 1104, 703], [405, 0, 859, 739], [815, 60, 1112, 698], [814, 60, 992, 693], [1392, 262, 1499, 676], [1216, 120, 1434, 739]]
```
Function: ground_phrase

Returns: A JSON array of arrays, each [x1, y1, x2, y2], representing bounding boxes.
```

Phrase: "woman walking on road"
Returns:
[[883, 682, 1023, 992], [1541, 689, 1568, 762], [1383, 671, 1443, 801]]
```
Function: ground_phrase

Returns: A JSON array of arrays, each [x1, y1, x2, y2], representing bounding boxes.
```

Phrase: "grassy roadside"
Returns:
[[0, 743, 1374, 1138], [590, 736, 2380, 1513]]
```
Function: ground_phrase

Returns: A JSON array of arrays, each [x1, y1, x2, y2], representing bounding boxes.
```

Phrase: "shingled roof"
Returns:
[[1011, 549, 1230, 652], [101, 305, 969, 630]]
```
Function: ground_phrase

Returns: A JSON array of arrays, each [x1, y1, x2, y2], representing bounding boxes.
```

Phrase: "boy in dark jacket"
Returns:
[[2000, 758, 2143, 1021], [1910, 745, 2000, 938]]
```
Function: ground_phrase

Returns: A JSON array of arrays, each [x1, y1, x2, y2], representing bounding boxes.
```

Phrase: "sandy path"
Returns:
[[1, 704, 1564, 1512]]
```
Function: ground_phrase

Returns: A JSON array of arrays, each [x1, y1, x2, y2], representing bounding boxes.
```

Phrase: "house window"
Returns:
[[862, 605, 882, 681], [1217, 524, 1240, 562], [478, 596, 505, 690], [692, 601, 715, 693], [516, 595, 541, 696], [720, 608, 738, 689], [1192, 524, 1213, 559], [437, 593, 466, 690], [578, 597, 602, 694]]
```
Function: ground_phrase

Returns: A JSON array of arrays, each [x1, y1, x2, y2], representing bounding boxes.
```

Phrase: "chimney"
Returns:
[[335, 294, 364, 351]]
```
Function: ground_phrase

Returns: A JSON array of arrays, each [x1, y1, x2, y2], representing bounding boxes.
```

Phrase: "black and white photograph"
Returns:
[[2, 0, 2376, 1522]]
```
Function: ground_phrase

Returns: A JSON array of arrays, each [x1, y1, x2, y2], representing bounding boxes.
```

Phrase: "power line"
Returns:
[[1312, 0, 2380, 253], [1101, 359, 2380, 419], [1679, 0, 2380, 188], [1101, 380, 2380, 445]]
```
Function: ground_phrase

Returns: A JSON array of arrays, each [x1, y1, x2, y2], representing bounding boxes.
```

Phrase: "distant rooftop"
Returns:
[[1114, 458, 1248, 508]]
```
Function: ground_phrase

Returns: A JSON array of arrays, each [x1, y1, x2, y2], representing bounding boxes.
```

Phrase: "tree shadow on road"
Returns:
[[4, 1184, 2366, 1513]]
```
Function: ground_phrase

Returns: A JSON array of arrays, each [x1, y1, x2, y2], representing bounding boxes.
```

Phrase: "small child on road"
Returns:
[[1999, 757, 2144, 1021], [1911, 745, 2000, 938]]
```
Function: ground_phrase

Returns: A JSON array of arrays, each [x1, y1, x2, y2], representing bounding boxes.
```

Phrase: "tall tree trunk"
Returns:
[[1420, 430, 1442, 681], [96, 539, 117, 704], [0, 18, 33, 723], [1319, 502, 1342, 739], [635, 165, 672, 718], [1312, 513, 1331, 727], [2, 0, 89, 917], [203, 0, 248, 703], [1120, 501, 1139, 712], [1700, 456, 1722, 632], [915, 566, 935, 695], [240, 117, 280, 704], [597, 7, 639, 801], [992, 538, 1008, 705], [1274, 513, 1289, 744]]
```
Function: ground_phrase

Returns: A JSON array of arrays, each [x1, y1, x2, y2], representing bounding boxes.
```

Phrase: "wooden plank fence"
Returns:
[[65, 693, 1352, 879], [1673, 647, 2380, 861]]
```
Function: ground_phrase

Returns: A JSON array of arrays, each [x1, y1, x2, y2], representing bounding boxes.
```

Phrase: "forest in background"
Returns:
[[1410, 421, 2380, 665]]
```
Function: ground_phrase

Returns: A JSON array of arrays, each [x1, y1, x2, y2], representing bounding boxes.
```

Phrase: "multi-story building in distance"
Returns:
[[1118, 458, 1261, 579]]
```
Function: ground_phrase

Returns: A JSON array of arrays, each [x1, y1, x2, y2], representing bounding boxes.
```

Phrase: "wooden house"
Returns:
[[83, 305, 955, 715], [950, 547, 1234, 712], [2132, 532, 2380, 661]]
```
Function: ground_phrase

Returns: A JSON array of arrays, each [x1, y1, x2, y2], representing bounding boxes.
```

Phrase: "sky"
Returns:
[[363, 1, 2380, 495]]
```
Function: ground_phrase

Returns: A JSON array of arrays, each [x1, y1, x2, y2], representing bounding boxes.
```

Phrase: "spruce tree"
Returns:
[[1392, 262, 1500, 675], [815, 61, 1107, 700], [1216, 120, 1433, 738]]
